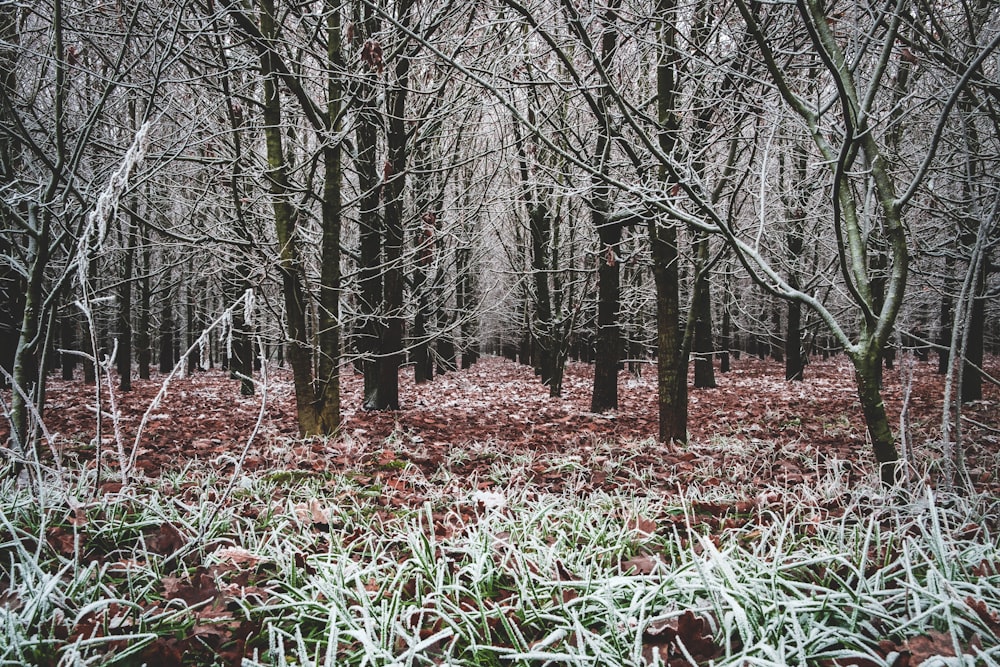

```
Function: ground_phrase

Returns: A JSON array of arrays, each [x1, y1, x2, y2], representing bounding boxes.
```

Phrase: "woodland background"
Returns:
[[1, 2, 1000, 664], [1, 0, 998, 484]]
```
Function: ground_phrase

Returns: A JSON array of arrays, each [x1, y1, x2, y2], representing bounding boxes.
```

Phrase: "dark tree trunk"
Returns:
[[136, 226, 151, 379], [719, 285, 731, 373], [377, 3, 411, 411], [456, 244, 478, 370], [937, 254, 955, 374], [413, 215, 433, 384], [961, 259, 986, 403], [355, 3, 383, 409], [60, 305, 76, 380], [529, 203, 554, 388], [117, 211, 137, 391], [589, 2, 622, 411], [312, 0, 344, 424], [159, 286, 175, 374], [591, 225, 621, 411], [185, 275, 202, 375], [651, 0, 686, 444], [691, 237, 715, 388], [786, 297, 804, 381]]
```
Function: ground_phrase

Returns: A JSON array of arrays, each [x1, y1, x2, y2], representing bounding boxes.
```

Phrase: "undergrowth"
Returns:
[[1, 448, 999, 666]]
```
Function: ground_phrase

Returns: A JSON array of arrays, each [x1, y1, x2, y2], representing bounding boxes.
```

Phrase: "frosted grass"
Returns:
[[1, 458, 998, 666]]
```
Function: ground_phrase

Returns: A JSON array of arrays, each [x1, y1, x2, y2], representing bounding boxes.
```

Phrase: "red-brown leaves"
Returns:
[[147, 522, 185, 556], [643, 610, 721, 666]]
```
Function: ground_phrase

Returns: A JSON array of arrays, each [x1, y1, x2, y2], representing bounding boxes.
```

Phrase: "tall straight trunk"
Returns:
[[436, 295, 457, 375], [314, 0, 343, 428], [260, 0, 320, 434], [378, 0, 412, 410], [691, 236, 715, 388], [719, 292, 731, 373], [592, 228, 621, 409], [60, 299, 76, 380], [185, 272, 202, 375], [216, 23, 254, 395], [938, 253, 955, 374], [783, 144, 808, 381], [456, 244, 478, 369], [589, 0, 622, 413], [158, 291, 174, 373], [786, 293, 803, 381], [651, 0, 686, 443], [230, 285, 255, 395], [961, 259, 986, 402], [117, 209, 137, 391], [529, 203, 554, 388], [354, 2, 383, 409], [136, 224, 151, 379], [413, 213, 433, 383]]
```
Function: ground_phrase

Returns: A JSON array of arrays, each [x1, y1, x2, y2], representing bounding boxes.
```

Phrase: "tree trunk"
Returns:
[[456, 244, 478, 369], [413, 215, 433, 383], [589, 1, 622, 412], [529, 202, 554, 388], [313, 0, 344, 427], [961, 259, 986, 402], [185, 273, 202, 375], [853, 346, 900, 487], [158, 294, 174, 373], [60, 302, 76, 380], [651, 0, 686, 444], [719, 276, 732, 373], [691, 236, 715, 388], [378, 2, 411, 410], [937, 253, 955, 375], [10, 206, 47, 451], [117, 210, 137, 391], [260, 0, 321, 434], [786, 296, 803, 381], [136, 224, 151, 379], [354, 2, 383, 410], [591, 225, 621, 410]]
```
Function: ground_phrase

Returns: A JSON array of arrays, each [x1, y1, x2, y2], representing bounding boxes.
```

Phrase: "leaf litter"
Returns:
[[1, 355, 999, 665]]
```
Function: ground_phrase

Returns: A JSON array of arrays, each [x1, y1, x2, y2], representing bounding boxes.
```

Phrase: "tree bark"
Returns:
[[589, 0, 622, 412], [117, 207, 137, 391], [691, 237, 716, 388], [650, 0, 686, 444], [354, 0, 384, 409], [260, 0, 321, 434], [136, 223, 151, 380], [378, 0, 413, 410]]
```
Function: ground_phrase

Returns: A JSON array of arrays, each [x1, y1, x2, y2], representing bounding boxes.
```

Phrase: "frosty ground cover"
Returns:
[[2, 356, 999, 665]]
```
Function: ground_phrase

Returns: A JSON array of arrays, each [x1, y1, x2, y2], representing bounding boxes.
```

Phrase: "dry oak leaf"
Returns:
[[294, 499, 330, 526], [161, 567, 219, 605], [213, 546, 267, 568], [621, 554, 664, 575], [642, 610, 720, 666], [147, 522, 185, 556], [966, 596, 1000, 636]]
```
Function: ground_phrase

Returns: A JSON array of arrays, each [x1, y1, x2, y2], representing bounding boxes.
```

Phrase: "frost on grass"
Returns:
[[1, 455, 999, 667]]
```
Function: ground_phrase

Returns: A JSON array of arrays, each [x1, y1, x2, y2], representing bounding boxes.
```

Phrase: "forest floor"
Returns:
[[28, 353, 1000, 495], [2, 355, 1000, 666]]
